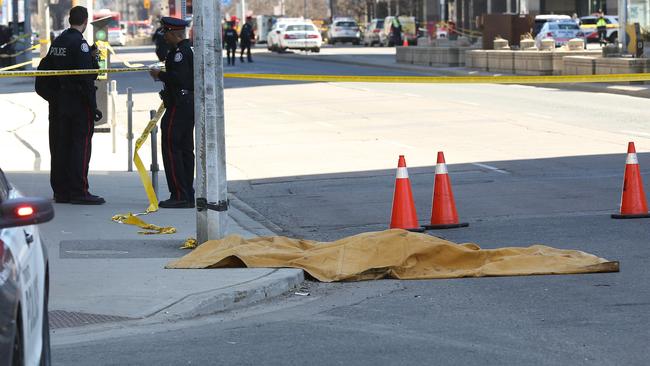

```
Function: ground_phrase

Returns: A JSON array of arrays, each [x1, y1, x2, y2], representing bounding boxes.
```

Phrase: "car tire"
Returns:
[[353, 40, 360, 46], [608, 32, 618, 44], [12, 309, 24, 366], [40, 270, 51, 366], [312, 47, 320, 53]]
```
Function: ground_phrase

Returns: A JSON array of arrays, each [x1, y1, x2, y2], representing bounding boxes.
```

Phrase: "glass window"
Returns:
[[286, 25, 316, 31], [335, 22, 357, 27]]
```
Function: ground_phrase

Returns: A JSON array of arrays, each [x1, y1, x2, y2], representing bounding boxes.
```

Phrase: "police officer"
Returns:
[[240, 16, 254, 63], [49, 6, 105, 205], [149, 17, 195, 209], [223, 22, 238, 66]]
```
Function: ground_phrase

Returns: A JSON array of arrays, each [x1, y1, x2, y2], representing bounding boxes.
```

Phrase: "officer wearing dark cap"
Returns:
[[48, 5, 105, 205], [149, 17, 195, 209]]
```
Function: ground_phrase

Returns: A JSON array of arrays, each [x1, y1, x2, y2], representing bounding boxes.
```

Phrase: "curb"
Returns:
[[149, 268, 305, 321]]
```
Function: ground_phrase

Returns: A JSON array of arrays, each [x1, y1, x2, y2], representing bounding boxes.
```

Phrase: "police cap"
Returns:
[[161, 17, 189, 31]]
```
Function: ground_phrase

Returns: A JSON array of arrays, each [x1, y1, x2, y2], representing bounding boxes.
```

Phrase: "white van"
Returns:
[[533, 14, 572, 36]]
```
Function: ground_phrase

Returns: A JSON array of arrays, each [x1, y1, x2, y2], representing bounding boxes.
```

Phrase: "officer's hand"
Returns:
[[149, 69, 161, 80], [94, 109, 103, 122]]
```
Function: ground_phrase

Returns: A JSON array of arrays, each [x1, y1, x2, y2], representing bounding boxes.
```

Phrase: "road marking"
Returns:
[[607, 85, 648, 92], [526, 112, 551, 119], [472, 163, 510, 174], [621, 130, 650, 137]]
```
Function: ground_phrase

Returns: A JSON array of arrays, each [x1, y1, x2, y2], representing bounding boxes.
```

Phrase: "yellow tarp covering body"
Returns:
[[166, 230, 619, 282]]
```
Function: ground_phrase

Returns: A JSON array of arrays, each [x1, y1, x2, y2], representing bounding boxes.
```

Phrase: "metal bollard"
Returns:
[[150, 110, 159, 196], [126, 87, 134, 172]]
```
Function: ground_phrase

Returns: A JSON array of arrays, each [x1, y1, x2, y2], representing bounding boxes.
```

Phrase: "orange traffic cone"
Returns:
[[402, 38, 409, 47], [612, 142, 650, 219], [424, 152, 469, 230], [390, 155, 424, 232]]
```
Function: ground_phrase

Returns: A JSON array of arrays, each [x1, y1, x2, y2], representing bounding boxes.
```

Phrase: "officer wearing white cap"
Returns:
[[149, 17, 195, 209]]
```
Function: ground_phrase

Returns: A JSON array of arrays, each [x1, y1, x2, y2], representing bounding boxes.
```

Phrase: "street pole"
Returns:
[[619, 0, 628, 54], [37, 0, 50, 58], [194, 0, 228, 242]]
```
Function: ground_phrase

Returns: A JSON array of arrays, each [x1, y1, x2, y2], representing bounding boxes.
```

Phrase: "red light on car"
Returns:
[[284, 34, 297, 39], [16, 206, 34, 217], [307, 34, 318, 39], [546, 32, 554, 37], [373, 29, 380, 33]]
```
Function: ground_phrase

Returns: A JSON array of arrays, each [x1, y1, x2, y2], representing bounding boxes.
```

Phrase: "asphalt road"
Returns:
[[8, 46, 649, 365]]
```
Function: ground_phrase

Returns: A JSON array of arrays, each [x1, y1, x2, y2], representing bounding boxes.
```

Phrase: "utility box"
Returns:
[[626, 23, 644, 58], [91, 16, 112, 129]]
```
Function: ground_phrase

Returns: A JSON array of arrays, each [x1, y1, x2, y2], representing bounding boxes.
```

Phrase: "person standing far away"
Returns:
[[597, 10, 608, 46], [149, 17, 196, 209], [572, 13, 580, 26], [391, 16, 402, 46], [240, 16, 255, 63], [223, 21, 238, 66], [48, 6, 105, 205], [152, 20, 170, 62]]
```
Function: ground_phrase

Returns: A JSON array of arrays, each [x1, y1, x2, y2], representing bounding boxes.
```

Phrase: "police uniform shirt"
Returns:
[[49, 28, 98, 107], [224, 29, 238, 47], [158, 39, 194, 99]]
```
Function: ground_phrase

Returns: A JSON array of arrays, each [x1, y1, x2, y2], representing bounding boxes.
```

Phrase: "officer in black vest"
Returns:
[[149, 17, 195, 209], [240, 16, 254, 63], [49, 6, 104, 205]]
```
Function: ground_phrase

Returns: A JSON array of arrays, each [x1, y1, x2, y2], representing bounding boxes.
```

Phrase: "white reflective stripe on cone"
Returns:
[[626, 153, 639, 165], [435, 163, 448, 175], [396, 167, 409, 179]]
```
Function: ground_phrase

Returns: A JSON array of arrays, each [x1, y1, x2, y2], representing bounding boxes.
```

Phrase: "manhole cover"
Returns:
[[49, 310, 135, 329]]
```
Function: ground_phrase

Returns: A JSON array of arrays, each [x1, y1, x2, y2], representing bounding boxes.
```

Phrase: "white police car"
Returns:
[[0, 168, 53, 366]]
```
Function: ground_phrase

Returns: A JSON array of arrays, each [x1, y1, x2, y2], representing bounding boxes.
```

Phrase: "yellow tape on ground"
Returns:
[[223, 72, 650, 84], [111, 213, 176, 235]]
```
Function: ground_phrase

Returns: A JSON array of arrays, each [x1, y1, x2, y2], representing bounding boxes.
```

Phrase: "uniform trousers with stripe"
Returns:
[[161, 95, 195, 203], [53, 93, 94, 198]]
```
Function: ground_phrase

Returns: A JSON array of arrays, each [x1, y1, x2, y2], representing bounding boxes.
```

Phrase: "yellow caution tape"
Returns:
[[0, 67, 150, 78], [4, 66, 650, 84], [104, 43, 145, 68], [0, 44, 40, 58], [180, 237, 198, 249], [0, 60, 32, 71], [111, 103, 177, 235], [223, 72, 650, 84], [0, 33, 32, 48], [111, 213, 176, 235], [134, 103, 165, 213]]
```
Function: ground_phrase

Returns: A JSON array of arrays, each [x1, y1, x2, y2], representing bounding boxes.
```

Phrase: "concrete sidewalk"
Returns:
[[6, 171, 304, 335]]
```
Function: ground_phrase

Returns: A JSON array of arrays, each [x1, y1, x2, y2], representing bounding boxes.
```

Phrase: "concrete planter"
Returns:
[[567, 39, 585, 51], [513, 51, 554, 75], [520, 39, 536, 50], [396, 47, 413, 64], [466, 50, 488, 70], [540, 38, 555, 51], [563, 56, 597, 75], [486, 50, 515, 73], [595, 57, 650, 74], [493, 39, 509, 50], [552, 50, 601, 75]]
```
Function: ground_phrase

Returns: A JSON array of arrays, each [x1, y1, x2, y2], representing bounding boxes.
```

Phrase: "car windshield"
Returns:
[[581, 18, 597, 25], [286, 24, 316, 32], [335, 22, 357, 27], [377, 20, 384, 27]]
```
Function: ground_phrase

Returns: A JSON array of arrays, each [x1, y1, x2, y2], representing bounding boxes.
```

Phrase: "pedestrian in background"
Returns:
[[240, 16, 255, 63], [224, 22, 238, 66], [149, 17, 195, 209], [597, 11, 608, 46], [48, 6, 104, 205], [391, 16, 402, 46]]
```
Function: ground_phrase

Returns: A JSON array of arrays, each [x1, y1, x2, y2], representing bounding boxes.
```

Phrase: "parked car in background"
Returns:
[[381, 16, 417, 46], [256, 15, 275, 44], [533, 14, 572, 36], [580, 15, 619, 43], [267, 18, 303, 51], [278, 22, 322, 53], [0, 168, 53, 366], [363, 18, 384, 46], [327, 17, 361, 45], [534, 20, 586, 48]]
